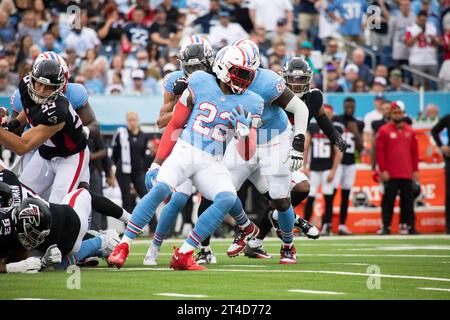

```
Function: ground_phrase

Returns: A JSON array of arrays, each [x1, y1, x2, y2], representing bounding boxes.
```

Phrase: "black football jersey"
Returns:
[[308, 122, 341, 171], [0, 207, 21, 259], [333, 115, 364, 165], [18, 76, 87, 160], [286, 89, 323, 124]]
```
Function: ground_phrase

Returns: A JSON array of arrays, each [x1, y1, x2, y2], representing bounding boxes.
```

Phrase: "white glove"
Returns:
[[285, 148, 304, 172], [6, 257, 42, 273], [41, 244, 62, 268]]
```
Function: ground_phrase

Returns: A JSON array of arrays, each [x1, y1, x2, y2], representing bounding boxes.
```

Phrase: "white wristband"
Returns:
[[82, 126, 90, 139], [149, 163, 161, 171]]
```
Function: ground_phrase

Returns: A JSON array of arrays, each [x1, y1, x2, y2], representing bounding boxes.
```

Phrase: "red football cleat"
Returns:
[[280, 243, 297, 264], [107, 242, 129, 269], [170, 247, 206, 271], [227, 222, 260, 257]]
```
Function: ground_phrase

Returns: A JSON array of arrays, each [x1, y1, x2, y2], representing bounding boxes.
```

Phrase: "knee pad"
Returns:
[[152, 182, 172, 199], [213, 192, 237, 212]]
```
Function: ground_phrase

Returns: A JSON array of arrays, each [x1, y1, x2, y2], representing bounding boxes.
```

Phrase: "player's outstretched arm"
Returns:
[[0, 122, 65, 156], [315, 107, 347, 153], [76, 102, 100, 139]]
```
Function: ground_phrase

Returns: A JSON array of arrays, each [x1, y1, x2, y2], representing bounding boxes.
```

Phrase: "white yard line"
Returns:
[[129, 253, 450, 258], [288, 289, 345, 295], [330, 263, 371, 266], [154, 293, 209, 298], [418, 287, 450, 293], [93, 267, 450, 283]]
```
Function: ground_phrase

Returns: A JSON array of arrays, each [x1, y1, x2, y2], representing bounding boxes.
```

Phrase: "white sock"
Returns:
[[248, 238, 263, 248], [179, 242, 196, 254], [121, 235, 133, 245], [120, 210, 131, 223], [240, 220, 251, 229], [272, 210, 279, 221]]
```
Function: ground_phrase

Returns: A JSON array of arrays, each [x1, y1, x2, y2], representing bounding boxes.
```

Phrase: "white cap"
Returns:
[[373, 76, 387, 86], [391, 100, 405, 111], [344, 63, 359, 74], [131, 69, 145, 79]]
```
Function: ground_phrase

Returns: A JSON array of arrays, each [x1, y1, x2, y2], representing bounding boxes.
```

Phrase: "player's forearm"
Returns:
[[0, 128, 31, 155], [157, 110, 173, 129], [284, 94, 309, 136], [331, 147, 341, 173]]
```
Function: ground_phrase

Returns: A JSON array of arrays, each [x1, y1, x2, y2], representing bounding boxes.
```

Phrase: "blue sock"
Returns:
[[125, 182, 171, 239], [59, 236, 102, 269], [277, 205, 295, 243], [187, 192, 236, 247], [153, 192, 189, 248], [229, 198, 249, 227]]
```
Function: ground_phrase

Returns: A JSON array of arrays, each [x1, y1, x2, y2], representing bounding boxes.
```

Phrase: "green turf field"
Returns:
[[1, 235, 450, 300]]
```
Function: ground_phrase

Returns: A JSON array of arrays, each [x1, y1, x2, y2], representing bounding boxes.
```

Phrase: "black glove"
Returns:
[[331, 131, 347, 153], [172, 77, 188, 96], [292, 133, 305, 152]]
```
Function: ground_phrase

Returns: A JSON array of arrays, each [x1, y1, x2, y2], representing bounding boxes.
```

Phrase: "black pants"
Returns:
[[89, 169, 107, 231], [116, 169, 158, 231], [446, 158, 450, 233], [381, 179, 414, 229]]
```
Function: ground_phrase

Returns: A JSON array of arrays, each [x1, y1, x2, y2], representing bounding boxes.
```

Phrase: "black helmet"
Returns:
[[179, 43, 214, 76], [14, 198, 52, 250], [28, 59, 65, 104], [0, 181, 13, 208], [281, 57, 312, 96], [352, 191, 369, 207]]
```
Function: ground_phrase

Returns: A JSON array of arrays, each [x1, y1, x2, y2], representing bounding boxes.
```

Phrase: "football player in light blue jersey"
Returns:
[[7, 51, 99, 184], [108, 46, 264, 270]]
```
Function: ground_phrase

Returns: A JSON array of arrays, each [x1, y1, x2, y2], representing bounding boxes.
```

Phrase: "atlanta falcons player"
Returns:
[[0, 59, 89, 203]]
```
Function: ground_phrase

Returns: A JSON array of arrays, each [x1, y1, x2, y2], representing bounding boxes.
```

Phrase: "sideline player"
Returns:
[[108, 46, 264, 270], [0, 60, 89, 203]]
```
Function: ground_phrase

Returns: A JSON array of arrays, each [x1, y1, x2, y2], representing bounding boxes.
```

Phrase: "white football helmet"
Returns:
[[179, 35, 214, 76], [34, 51, 69, 92], [231, 39, 260, 70], [212, 45, 256, 94]]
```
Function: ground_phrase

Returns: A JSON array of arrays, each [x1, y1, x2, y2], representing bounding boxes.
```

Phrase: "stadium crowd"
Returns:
[[0, 0, 449, 97]]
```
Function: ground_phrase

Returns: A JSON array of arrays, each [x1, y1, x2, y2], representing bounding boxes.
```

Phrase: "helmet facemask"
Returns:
[[227, 64, 255, 94], [28, 74, 64, 105], [17, 220, 50, 250], [284, 70, 312, 96], [180, 43, 214, 76], [14, 202, 51, 250]]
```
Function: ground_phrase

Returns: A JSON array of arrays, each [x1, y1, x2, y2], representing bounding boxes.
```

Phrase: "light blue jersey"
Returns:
[[248, 68, 289, 144], [328, 0, 367, 36], [10, 82, 88, 113], [162, 70, 185, 95], [180, 71, 264, 156]]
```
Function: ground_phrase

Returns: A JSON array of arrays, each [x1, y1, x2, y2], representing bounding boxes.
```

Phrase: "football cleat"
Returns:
[[377, 227, 391, 235], [338, 225, 353, 236], [107, 242, 129, 269], [77, 257, 99, 267], [170, 247, 206, 271], [227, 222, 260, 257], [280, 243, 297, 264], [143, 245, 160, 266], [196, 248, 217, 265], [244, 245, 272, 259], [398, 223, 408, 235], [295, 216, 320, 239], [98, 229, 121, 259]]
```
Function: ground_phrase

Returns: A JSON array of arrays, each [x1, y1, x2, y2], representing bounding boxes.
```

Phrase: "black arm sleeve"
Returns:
[[316, 113, 341, 143], [431, 114, 450, 147], [111, 133, 120, 165]]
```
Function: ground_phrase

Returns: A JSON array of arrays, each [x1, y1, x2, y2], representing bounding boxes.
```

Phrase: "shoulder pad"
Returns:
[[66, 83, 88, 110]]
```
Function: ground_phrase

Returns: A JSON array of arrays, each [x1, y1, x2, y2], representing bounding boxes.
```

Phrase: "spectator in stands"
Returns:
[[0, 12, 15, 45], [82, 65, 105, 95], [108, 54, 132, 89], [387, 69, 404, 92], [363, 93, 385, 154], [374, 64, 389, 80], [269, 41, 289, 69], [97, 3, 124, 56], [123, 6, 152, 53], [406, 10, 440, 89], [15, 35, 33, 71], [421, 104, 440, 121], [317, 0, 340, 41], [376, 102, 419, 235], [127, 0, 154, 27], [193, 0, 220, 34], [0, 72, 15, 95], [149, 7, 181, 53], [339, 63, 359, 92], [0, 59, 18, 87], [324, 64, 343, 92], [41, 31, 63, 54], [229, 0, 254, 33], [322, 37, 345, 66], [297, 41, 318, 73], [391, 0, 417, 68], [413, 0, 440, 33], [439, 59, 450, 91], [4, 49, 17, 74], [106, 72, 125, 95], [85, 0, 104, 27], [368, 0, 391, 48], [267, 18, 297, 53], [158, 0, 179, 25], [351, 48, 373, 85], [296, 0, 319, 40], [327, 0, 367, 48], [18, 11, 44, 45], [249, 0, 293, 33], [209, 11, 249, 49], [65, 10, 101, 58], [126, 69, 153, 95], [352, 78, 368, 92], [371, 76, 387, 94], [431, 114, 450, 234]]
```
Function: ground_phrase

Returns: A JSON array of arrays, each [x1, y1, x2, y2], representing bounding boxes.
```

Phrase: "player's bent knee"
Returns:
[[171, 192, 190, 209], [213, 192, 237, 212], [271, 198, 291, 212], [294, 181, 310, 194], [78, 181, 90, 190]]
